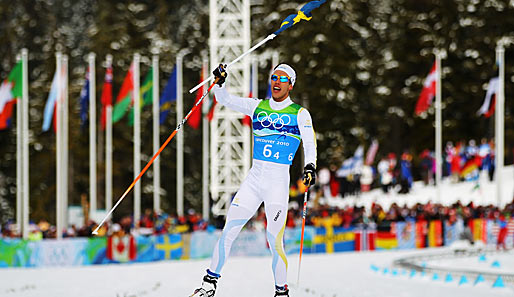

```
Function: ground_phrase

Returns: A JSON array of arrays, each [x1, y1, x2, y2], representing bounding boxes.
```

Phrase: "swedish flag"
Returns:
[[273, 0, 327, 36]]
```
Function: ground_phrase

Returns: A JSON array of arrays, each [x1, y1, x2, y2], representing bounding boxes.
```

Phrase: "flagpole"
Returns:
[[177, 49, 190, 217], [152, 54, 161, 213], [250, 55, 258, 159], [272, 51, 279, 69], [15, 52, 22, 237], [495, 41, 505, 208], [202, 54, 209, 221], [105, 55, 113, 216], [251, 56, 258, 100], [62, 54, 69, 234], [22, 48, 29, 239], [89, 53, 97, 216], [133, 53, 141, 227], [435, 52, 442, 204], [55, 52, 63, 239]]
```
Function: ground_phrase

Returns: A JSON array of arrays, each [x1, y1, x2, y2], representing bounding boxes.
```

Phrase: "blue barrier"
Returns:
[[493, 276, 505, 288], [474, 274, 485, 285], [459, 275, 469, 285]]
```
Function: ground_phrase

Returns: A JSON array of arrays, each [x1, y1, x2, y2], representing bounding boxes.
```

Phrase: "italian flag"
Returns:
[[112, 63, 134, 123], [0, 61, 22, 130]]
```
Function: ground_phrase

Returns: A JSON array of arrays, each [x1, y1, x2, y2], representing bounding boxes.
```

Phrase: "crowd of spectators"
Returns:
[[0, 138, 509, 242], [2, 197, 513, 242], [313, 138, 496, 199]]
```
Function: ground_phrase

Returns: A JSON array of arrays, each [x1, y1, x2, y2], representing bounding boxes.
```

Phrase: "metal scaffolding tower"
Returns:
[[209, 0, 251, 216]]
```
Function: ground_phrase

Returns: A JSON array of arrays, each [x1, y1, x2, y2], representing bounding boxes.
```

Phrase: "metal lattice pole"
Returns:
[[209, 0, 251, 216]]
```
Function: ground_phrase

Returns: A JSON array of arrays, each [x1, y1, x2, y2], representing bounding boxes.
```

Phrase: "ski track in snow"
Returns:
[[1, 248, 513, 297]]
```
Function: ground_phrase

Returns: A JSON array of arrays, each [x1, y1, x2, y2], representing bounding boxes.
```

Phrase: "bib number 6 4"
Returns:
[[263, 144, 293, 161]]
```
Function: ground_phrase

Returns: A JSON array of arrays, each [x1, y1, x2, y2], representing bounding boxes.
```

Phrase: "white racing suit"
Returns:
[[207, 84, 317, 287]]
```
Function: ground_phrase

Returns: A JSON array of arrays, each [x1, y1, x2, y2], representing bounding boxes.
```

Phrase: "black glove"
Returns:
[[302, 163, 316, 186], [213, 64, 227, 87]]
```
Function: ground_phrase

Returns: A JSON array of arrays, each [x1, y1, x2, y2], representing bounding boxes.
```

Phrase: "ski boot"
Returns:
[[274, 285, 289, 296], [190, 271, 219, 297]]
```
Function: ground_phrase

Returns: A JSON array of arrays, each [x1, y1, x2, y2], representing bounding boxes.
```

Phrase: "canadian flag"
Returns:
[[477, 77, 499, 118], [415, 62, 437, 115], [106, 235, 137, 262]]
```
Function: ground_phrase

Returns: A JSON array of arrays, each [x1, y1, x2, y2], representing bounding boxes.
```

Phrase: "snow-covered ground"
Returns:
[[323, 166, 514, 211], [1, 248, 512, 297], [426, 249, 514, 275]]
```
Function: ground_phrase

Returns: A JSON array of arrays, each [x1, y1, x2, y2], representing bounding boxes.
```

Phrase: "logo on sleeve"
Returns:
[[273, 210, 282, 221]]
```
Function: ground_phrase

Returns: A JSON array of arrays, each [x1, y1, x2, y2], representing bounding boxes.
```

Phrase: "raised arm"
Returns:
[[212, 84, 260, 117], [298, 108, 317, 166]]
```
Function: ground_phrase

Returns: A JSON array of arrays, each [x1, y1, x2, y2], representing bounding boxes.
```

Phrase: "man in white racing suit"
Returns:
[[191, 63, 317, 297]]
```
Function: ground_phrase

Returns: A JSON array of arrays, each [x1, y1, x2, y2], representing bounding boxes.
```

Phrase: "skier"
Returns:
[[190, 63, 317, 297]]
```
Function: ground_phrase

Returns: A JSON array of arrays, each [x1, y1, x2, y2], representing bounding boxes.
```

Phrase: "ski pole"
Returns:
[[296, 185, 310, 286], [92, 79, 218, 235], [188, 34, 276, 94]]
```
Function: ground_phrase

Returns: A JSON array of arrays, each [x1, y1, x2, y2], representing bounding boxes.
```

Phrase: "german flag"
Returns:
[[375, 230, 398, 250], [460, 157, 480, 178]]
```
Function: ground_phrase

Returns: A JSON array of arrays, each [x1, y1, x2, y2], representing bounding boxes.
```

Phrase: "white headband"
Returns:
[[273, 64, 296, 86]]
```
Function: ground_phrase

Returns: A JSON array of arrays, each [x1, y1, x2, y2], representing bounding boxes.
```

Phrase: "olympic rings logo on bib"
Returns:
[[256, 111, 291, 129]]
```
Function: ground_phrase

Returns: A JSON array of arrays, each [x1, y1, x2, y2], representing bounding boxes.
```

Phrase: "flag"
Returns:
[[351, 145, 364, 174], [365, 139, 379, 165], [106, 235, 137, 262], [100, 63, 113, 130], [42, 65, 64, 132], [470, 219, 487, 243], [444, 221, 459, 246], [159, 66, 177, 125], [337, 146, 364, 177], [242, 116, 252, 127], [79, 69, 90, 129], [273, 0, 327, 36], [428, 220, 443, 247], [460, 156, 480, 179], [396, 221, 416, 249], [187, 66, 205, 129], [354, 229, 376, 251], [415, 221, 427, 248], [477, 77, 498, 118], [128, 69, 153, 126], [0, 61, 22, 130], [415, 61, 437, 115], [313, 226, 355, 253], [375, 229, 398, 250], [154, 234, 183, 260], [112, 63, 134, 123]]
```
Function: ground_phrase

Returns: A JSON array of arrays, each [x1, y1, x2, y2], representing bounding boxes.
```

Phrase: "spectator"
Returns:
[[360, 165, 373, 192], [419, 149, 432, 185], [399, 152, 413, 194], [377, 157, 393, 193]]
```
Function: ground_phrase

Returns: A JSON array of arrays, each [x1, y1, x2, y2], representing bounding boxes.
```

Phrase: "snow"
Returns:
[[1, 248, 512, 297], [426, 249, 514, 275]]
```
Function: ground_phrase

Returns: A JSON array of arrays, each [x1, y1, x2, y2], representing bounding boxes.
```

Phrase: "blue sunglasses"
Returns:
[[271, 74, 291, 83]]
